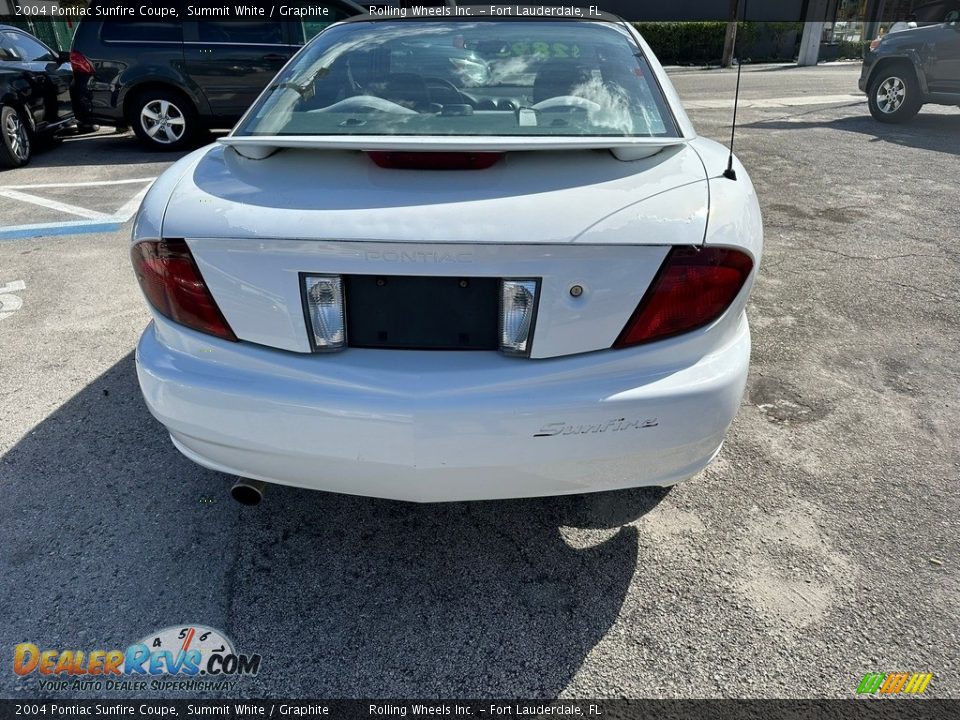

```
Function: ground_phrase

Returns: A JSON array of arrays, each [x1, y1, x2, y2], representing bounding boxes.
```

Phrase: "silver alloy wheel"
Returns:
[[140, 99, 186, 144], [4, 109, 30, 161], [876, 76, 907, 114]]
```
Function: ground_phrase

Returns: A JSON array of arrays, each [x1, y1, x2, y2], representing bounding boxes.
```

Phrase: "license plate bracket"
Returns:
[[344, 275, 499, 350]]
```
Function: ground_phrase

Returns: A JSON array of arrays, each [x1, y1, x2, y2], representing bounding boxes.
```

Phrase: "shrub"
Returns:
[[634, 21, 804, 65], [633, 22, 727, 65], [836, 40, 870, 59]]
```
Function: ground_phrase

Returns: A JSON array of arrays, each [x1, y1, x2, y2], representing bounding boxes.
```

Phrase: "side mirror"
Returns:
[[56, 50, 71, 65]]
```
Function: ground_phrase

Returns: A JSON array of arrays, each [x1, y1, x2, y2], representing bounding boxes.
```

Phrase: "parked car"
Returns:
[[0, 24, 74, 168], [860, 6, 960, 122], [130, 18, 763, 505], [69, 1, 365, 150]]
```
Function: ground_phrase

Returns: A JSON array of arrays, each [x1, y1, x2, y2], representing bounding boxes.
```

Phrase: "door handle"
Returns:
[[262, 53, 287, 62]]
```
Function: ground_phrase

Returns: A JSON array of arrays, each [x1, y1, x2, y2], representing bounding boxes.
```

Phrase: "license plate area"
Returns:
[[345, 275, 499, 350]]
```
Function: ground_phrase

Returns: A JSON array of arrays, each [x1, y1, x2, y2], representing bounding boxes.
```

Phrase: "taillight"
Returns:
[[367, 152, 502, 170], [69, 50, 95, 75], [131, 240, 237, 341], [614, 247, 753, 349]]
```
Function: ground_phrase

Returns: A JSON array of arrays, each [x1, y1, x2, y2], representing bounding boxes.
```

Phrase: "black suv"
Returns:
[[859, 6, 960, 122], [70, 1, 363, 150]]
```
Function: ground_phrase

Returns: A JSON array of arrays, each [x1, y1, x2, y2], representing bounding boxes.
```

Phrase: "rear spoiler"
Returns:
[[219, 135, 689, 162]]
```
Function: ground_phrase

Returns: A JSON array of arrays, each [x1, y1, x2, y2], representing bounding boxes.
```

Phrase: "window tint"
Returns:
[[0, 35, 14, 60], [196, 21, 284, 45], [1, 30, 55, 62], [101, 22, 182, 43], [237, 21, 678, 139]]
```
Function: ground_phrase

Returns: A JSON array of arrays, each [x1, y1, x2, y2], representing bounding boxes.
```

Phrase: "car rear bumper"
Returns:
[[136, 314, 750, 502]]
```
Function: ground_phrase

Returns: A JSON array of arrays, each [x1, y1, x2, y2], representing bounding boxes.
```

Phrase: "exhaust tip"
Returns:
[[231, 479, 266, 506]]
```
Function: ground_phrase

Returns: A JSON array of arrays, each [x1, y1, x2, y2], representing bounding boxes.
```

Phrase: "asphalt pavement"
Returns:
[[0, 63, 957, 699]]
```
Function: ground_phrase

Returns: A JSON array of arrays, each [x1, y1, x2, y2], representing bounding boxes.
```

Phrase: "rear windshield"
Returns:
[[235, 20, 678, 138]]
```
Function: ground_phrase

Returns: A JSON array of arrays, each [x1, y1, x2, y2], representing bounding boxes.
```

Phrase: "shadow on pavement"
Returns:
[[22, 132, 184, 169], [745, 112, 960, 156], [0, 353, 668, 698], [20, 130, 230, 170]]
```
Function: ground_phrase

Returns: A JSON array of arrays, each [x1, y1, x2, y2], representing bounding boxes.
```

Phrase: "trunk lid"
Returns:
[[161, 142, 708, 246], [161, 141, 711, 357], [188, 238, 671, 358]]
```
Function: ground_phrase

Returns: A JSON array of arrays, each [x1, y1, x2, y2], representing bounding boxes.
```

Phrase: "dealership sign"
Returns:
[[13, 625, 260, 692]]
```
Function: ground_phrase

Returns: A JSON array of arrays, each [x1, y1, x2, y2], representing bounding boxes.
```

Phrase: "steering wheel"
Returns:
[[424, 76, 474, 107], [315, 95, 418, 115], [531, 96, 602, 113]]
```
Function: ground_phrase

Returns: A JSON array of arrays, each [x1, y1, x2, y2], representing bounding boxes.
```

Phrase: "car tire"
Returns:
[[129, 88, 200, 151], [868, 64, 922, 123], [0, 104, 32, 169]]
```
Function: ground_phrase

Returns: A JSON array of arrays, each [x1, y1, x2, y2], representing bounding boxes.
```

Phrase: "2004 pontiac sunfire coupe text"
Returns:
[[131, 15, 763, 504]]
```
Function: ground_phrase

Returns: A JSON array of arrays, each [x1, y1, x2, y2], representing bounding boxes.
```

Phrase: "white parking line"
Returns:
[[0, 280, 26, 321], [0, 177, 156, 241], [0, 189, 112, 220], [0, 177, 157, 191], [113, 184, 152, 220]]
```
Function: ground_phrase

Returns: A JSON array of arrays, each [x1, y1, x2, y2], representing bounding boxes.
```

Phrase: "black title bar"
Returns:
[[0, 700, 958, 720], [2, 0, 953, 24]]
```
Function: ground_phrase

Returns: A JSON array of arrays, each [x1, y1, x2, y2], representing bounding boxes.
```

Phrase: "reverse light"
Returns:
[[500, 279, 539, 356], [302, 275, 346, 351], [614, 247, 753, 349], [131, 240, 237, 341]]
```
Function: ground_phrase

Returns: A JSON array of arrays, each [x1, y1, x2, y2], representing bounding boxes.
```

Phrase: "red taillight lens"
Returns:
[[614, 247, 753, 349], [131, 240, 237, 341], [367, 151, 502, 170], [69, 50, 95, 75]]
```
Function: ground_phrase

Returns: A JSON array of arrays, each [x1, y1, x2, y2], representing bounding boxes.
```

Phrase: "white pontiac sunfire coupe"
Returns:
[[132, 16, 763, 504]]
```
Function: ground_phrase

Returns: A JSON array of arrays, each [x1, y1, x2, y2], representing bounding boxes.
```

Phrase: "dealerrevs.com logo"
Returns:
[[13, 625, 260, 693]]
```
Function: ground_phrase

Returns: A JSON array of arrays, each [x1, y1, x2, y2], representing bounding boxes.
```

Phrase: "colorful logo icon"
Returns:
[[857, 672, 933, 695], [13, 624, 260, 680]]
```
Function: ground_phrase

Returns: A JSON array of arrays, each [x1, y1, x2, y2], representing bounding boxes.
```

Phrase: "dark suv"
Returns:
[[859, 6, 960, 122], [70, 1, 363, 150]]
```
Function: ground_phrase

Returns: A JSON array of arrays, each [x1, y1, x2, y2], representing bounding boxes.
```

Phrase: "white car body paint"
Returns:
[[132, 21, 763, 502]]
